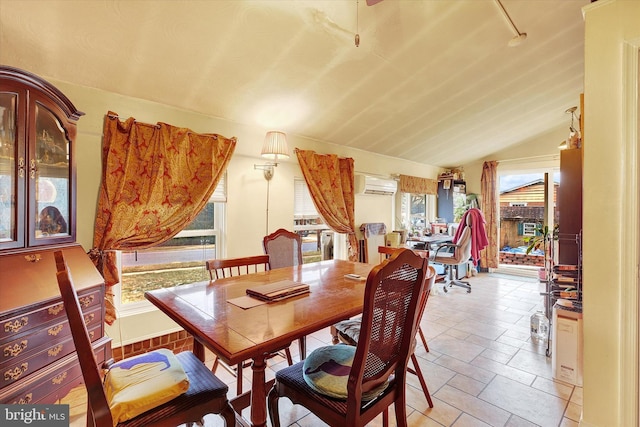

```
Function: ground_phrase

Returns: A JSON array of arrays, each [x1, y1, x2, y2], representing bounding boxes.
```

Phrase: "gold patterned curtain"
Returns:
[[295, 149, 358, 261], [91, 112, 236, 323], [399, 174, 438, 195], [480, 160, 499, 269]]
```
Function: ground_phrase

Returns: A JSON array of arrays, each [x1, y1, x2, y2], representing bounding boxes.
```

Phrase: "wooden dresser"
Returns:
[[0, 66, 111, 404]]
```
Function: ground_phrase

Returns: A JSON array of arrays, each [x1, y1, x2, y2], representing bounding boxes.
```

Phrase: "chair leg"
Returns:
[[393, 394, 409, 427], [418, 326, 429, 352], [267, 384, 281, 427], [284, 348, 293, 365], [410, 354, 433, 407], [330, 325, 340, 344], [236, 363, 243, 395], [298, 336, 306, 360]]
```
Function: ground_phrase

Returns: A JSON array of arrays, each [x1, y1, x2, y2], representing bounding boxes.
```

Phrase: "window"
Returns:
[[293, 178, 327, 261], [117, 175, 226, 308], [399, 193, 436, 233], [522, 222, 537, 236]]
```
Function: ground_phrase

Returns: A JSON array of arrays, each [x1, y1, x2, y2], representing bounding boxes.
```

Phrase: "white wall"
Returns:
[[582, 1, 640, 425], [48, 79, 440, 343]]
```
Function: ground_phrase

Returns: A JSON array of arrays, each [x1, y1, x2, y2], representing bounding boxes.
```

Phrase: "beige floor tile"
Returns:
[[564, 401, 583, 422], [429, 334, 486, 363], [452, 413, 493, 426], [531, 376, 574, 401], [434, 384, 511, 426], [507, 348, 554, 380], [446, 373, 488, 397], [478, 375, 568, 426], [505, 414, 539, 426]]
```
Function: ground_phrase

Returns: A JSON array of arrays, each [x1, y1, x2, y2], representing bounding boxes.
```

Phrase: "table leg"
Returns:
[[250, 354, 268, 427], [192, 339, 205, 362]]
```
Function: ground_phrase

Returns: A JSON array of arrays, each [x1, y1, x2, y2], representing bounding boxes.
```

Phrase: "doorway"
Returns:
[[497, 170, 559, 277]]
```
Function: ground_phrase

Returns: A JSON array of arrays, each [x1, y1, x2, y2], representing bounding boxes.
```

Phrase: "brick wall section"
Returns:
[[111, 330, 194, 362], [499, 252, 544, 267]]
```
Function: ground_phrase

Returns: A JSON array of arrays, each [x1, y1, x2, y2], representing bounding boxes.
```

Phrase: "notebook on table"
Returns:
[[246, 280, 310, 302]]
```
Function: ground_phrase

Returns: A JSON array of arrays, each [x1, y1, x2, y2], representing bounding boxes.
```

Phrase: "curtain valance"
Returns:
[[399, 174, 438, 195]]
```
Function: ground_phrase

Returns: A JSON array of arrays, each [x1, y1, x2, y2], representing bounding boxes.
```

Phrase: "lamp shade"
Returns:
[[261, 131, 289, 160]]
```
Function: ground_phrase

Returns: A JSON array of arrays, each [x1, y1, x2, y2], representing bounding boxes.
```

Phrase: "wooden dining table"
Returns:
[[145, 259, 373, 427]]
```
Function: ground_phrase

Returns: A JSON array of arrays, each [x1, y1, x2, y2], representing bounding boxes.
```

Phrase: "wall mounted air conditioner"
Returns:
[[355, 175, 398, 196]]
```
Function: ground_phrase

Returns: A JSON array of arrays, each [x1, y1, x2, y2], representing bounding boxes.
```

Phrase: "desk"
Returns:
[[145, 259, 372, 427], [407, 233, 453, 247]]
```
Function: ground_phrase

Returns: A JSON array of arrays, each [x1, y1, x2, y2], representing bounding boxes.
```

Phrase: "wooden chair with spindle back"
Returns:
[[205, 254, 293, 396]]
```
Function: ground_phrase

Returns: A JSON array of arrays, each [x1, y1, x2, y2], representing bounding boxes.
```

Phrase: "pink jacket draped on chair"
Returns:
[[452, 208, 489, 267]]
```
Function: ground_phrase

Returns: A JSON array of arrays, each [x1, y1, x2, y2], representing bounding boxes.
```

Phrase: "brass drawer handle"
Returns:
[[14, 393, 32, 405], [18, 157, 25, 178], [4, 363, 28, 381], [4, 340, 28, 358], [84, 313, 95, 326], [48, 303, 64, 316], [52, 371, 67, 385], [24, 254, 41, 263], [79, 295, 95, 307], [89, 331, 95, 340], [4, 317, 28, 333], [29, 158, 37, 179], [48, 324, 63, 336], [48, 344, 63, 357]]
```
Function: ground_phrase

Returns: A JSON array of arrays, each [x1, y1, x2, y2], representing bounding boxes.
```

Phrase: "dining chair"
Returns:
[[54, 251, 236, 427], [206, 254, 270, 280], [365, 245, 430, 351], [262, 228, 307, 360], [267, 248, 430, 427], [206, 254, 293, 395], [330, 264, 437, 408], [262, 228, 303, 269]]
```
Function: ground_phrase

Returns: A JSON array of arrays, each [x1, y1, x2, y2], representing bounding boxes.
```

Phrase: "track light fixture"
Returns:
[[494, 0, 528, 47]]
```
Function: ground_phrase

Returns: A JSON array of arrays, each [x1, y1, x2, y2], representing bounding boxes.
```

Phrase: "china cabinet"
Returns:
[[0, 66, 111, 405], [0, 66, 82, 252]]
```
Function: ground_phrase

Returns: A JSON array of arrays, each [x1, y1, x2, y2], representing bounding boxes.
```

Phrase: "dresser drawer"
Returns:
[[1, 287, 102, 343], [0, 322, 102, 386], [0, 337, 111, 404], [1, 306, 103, 367]]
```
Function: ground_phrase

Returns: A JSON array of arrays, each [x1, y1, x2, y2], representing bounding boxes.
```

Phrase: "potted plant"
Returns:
[[524, 223, 559, 281]]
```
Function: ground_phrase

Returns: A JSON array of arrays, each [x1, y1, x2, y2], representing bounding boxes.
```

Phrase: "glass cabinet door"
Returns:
[[30, 102, 72, 245], [0, 92, 21, 247]]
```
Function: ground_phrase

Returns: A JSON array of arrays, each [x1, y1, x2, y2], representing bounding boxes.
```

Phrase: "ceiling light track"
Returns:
[[494, 0, 527, 47], [355, 0, 360, 47]]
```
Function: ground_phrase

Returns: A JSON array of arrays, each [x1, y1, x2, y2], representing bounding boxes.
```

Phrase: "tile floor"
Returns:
[[63, 272, 583, 426]]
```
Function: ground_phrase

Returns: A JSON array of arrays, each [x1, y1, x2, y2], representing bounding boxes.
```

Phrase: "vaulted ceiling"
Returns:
[[0, 0, 589, 167]]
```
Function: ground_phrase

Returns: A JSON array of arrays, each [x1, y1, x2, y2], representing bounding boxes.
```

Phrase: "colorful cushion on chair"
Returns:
[[302, 345, 389, 400], [104, 348, 190, 424]]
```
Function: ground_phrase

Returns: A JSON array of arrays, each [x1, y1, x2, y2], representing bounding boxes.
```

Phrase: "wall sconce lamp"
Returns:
[[254, 131, 289, 180], [559, 106, 581, 150]]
